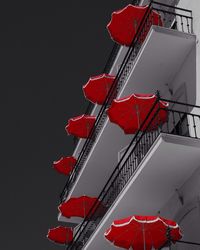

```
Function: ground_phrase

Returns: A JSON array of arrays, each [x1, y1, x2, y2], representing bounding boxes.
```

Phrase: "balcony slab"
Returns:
[[84, 134, 200, 250]]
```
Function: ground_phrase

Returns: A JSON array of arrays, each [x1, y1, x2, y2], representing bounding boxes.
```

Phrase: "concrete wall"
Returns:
[[137, 2, 200, 248], [170, 45, 196, 105], [177, 0, 200, 105], [159, 165, 200, 249]]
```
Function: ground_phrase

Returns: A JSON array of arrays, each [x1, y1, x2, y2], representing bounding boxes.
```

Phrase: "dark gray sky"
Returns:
[[0, 1, 132, 250]]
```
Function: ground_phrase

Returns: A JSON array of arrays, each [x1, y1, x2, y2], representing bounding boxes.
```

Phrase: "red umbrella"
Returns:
[[65, 114, 96, 138], [107, 94, 168, 134], [53, 156, 77, 175], [104, 215, 182, 250], [107, 5, 162, 46], [58, 196, 103, 219], [83, 74, 115, 105], [47, 226, 73, 245]]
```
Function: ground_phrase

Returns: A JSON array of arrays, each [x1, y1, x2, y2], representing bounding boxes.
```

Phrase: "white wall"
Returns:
[[170, 45, 196, 105], [177, 0, 200, 105], [139, 3, 200, 248], [159, 165, 200, 249]]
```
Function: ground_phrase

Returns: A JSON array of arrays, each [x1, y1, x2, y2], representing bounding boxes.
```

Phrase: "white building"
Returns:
[[58, 0, 200, 249]]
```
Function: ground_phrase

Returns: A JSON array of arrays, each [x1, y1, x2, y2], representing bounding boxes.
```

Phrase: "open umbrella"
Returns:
[[107, 94, 168, 134], [107, 5, 162, 46], [47, 226, 73, 245], [104, 215, 182, 250], [83, 74, 115, 105], [65, 114, 96, 138], [58, 196, 103, 219], [53, 156, 77, 175]]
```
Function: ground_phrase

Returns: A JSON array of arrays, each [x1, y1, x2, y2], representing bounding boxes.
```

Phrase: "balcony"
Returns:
[[66, 99, 200, 249], [59, 2, 195, 208]]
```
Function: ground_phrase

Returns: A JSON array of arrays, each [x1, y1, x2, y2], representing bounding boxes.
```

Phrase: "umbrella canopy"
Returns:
[[83, 74, 115, 105], [47, 226, 73, 245], [53, 156, 77, 175], [58, 196, 103, 219], [65, 114, 96, 138], [107, 5, 162, 46], [104, 215, 182, 250], [107, 94, 168, 134]]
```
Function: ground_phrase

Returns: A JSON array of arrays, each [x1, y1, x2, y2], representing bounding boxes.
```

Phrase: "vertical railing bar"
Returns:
[[192, 115, 197, 138]]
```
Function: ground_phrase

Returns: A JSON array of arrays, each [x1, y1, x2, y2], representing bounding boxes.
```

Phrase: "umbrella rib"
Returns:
[[121, 223, 145, 249], [142, 223, 146, 250], [66, 228, 69, 244], [83, 197, 86, 218], [146, 227, 154, 250], [134, 104, 141, 129]]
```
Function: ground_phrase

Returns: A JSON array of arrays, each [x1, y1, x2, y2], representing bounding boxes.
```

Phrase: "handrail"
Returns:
[[153, 8, 192, 19], [161, 98, 200, 108], [60, 1, 193, 202], [153, 1, 192, 13], [67, 98, 200, 249]]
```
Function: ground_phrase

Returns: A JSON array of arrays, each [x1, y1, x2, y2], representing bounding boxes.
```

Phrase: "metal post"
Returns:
[[166, 227, 172, 250], [156, 90, 161, 99]]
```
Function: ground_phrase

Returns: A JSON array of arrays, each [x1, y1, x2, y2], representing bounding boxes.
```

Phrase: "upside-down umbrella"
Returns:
[[47, 226, 73, 245], [107, 5, 162, 46], [58, 196, 104, 219], [104, 215, 182, 250], [53, 156, 77, 175], [83, 74, 115, 105], [107, 94, 168, 134], [65, 114, 96, 138]]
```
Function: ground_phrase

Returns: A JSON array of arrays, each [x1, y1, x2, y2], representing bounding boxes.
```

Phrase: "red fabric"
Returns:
[[107, 5, 162, 46], [107, 94, 168, 134], [47, 226, 73, 245], [83, 74, 115, 105], [53, 156, 77, 175], [65, 114, 96, 138], [58, 196, 103, 218], [104, 215, 182, 250]]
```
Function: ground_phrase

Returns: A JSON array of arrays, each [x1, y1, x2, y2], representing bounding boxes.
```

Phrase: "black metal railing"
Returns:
[[67, 99, 200, 249], [60, 1, 193, 202], [153, 1, 193, 33]]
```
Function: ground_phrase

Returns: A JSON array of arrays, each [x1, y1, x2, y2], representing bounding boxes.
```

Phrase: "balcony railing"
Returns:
[[60, 1, 193, 202], [66, 98, 200, 249]]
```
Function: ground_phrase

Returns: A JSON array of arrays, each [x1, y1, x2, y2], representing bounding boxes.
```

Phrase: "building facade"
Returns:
[[58, 0, 200, 249]]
